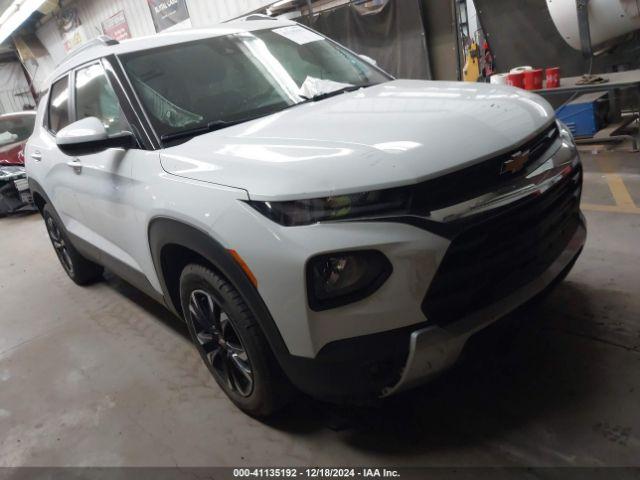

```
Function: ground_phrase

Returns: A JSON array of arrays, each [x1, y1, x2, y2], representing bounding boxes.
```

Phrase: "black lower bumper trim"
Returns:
[[281, 322, 423, 402]]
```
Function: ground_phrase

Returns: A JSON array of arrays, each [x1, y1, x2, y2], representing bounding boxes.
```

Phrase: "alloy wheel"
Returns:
[[46, 215, 74, 276], [188, 289, 254, 397]]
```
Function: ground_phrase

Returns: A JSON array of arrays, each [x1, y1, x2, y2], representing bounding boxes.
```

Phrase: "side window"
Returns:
[[48, 76, 70, 134], [75, 63, 130, 135]]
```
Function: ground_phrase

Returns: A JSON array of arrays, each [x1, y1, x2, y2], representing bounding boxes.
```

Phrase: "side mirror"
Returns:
[[56, 117, 135, 155], [359, 54, 378, 66]]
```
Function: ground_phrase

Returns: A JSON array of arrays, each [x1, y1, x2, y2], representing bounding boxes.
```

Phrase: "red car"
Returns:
[[0, 111, 37, 215], [0, 111, 36, 166]]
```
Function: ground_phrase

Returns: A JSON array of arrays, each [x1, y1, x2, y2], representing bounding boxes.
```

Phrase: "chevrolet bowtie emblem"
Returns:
[[501, 150, 530, 175]]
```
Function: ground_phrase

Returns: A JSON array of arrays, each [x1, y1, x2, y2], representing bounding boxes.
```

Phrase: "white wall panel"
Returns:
[[71, 0, 156, 40], [35, 17, 65, 65], [0, 62, 34, 113], [186, 0, 274, 26], [35, 0, 276, 61], [28, 52, 57, 93], [28, 0, 275, 97], [38, 0, 276, 45]]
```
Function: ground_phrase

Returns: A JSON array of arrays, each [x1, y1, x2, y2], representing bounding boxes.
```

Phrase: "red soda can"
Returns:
[[546, 67, 560, 88], [523, 69, 543, 90], [506, 72, 525, 88]]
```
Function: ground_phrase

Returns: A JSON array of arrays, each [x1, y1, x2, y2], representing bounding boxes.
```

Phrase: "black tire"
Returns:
[[42, 204, 103, 286], [179, 264, 290, 417]]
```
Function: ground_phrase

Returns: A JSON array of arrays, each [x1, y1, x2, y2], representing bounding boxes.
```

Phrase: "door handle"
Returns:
[[66, 158, 82, 174], [31, 151, 42, 161]]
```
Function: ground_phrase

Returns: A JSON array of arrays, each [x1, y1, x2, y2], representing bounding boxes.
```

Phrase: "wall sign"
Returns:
[[58, 7, 87, 53], [147, 0, 191, 33], [102, 11, 132, 40]]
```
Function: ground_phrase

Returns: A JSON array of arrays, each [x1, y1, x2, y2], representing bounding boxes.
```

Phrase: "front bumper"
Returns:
[[383, 215, 586, 396], [271, 213, 585, 403]]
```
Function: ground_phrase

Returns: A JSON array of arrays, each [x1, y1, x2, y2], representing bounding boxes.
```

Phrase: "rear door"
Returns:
[[27, 74, 86, 226]]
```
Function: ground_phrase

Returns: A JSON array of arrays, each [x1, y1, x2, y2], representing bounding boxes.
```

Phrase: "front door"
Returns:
[[67, 62, 147, 277]]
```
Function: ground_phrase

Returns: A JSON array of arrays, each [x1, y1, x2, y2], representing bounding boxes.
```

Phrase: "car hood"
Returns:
[[160, 79, 555, 201]]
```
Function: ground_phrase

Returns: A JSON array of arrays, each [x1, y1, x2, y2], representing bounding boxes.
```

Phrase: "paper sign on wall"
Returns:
[[57, 7, 86, 53], [102, 11, 132, 40]]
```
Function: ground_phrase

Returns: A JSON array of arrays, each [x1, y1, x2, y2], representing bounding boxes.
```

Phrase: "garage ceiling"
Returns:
[[0, 0, 14, 15]]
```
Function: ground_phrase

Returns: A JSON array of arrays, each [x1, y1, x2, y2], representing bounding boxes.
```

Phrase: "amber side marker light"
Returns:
[[228, 249, 258, 288]]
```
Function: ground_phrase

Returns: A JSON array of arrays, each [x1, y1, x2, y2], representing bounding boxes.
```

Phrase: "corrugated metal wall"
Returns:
[[21, 0, 273, 98], [0, 0, 275, 113], [0, 62, 34, 113], [35, 16, 66, 65], [72, 0, 156, 39], [187, 0, 272, 26], [34, 0, 274, 69]]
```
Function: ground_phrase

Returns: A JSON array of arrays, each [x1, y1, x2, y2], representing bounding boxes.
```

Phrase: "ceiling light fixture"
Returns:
[[0, 0, 47, 45]]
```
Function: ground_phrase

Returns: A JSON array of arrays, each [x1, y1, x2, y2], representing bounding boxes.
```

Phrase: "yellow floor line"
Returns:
[[582, 203, 640, 214], [595, 159, 638, 209], [606, 175, 637, 209]]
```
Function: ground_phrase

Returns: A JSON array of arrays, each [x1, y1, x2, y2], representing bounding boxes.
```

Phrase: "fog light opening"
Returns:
[[307, 250, 392, 311]]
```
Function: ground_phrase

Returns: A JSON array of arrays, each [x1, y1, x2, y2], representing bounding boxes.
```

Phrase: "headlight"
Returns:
[[247, 188, 412, 226], [307, 250, 392, 311], [557, 119, 576, 145]]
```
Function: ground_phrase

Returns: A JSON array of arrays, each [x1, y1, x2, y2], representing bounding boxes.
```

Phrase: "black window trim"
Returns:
[[44, 57, 156, 151], [46, 74, 71, 136], [69, 66, 78, 125], [104, 54, 158, 149]]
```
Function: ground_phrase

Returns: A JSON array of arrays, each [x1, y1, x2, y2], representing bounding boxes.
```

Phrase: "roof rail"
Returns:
[[64, 35, 119, 62], [242, 14, 277, 21]]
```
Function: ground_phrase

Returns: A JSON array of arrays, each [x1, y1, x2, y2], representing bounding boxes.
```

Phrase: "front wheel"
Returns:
[[42, 204, 103, 285], [179, 264, 290, 417]]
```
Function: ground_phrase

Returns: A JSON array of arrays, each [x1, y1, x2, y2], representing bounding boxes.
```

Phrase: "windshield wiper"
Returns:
[[161, 86, 371, 143], [160, 118, 250, 143], [299, 85, 364, 102]]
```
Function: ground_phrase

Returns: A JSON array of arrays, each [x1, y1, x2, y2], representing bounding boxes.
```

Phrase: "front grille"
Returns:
[[421, 164, 582, 326], [409, 123, 559, 213]]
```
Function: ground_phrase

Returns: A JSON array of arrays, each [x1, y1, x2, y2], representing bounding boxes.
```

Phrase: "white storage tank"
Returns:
[[547, 0, 640, 49]]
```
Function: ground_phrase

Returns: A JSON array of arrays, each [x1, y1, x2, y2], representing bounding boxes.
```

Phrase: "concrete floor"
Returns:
[[0, 149, 639, 467]]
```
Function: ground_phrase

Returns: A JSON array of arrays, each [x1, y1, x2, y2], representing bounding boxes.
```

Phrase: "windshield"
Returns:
[[119, 26, 390, 142], [0, 115, 35, 146]]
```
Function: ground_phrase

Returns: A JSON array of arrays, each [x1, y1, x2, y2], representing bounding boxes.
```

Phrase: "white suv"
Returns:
[[26, 19, 586, 416]]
